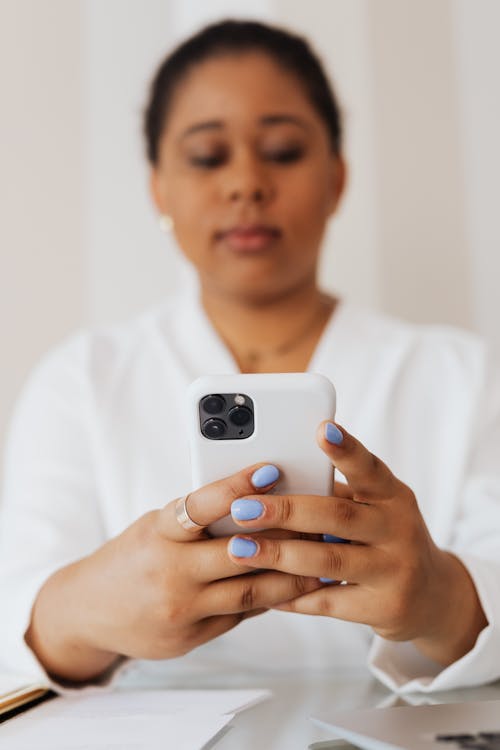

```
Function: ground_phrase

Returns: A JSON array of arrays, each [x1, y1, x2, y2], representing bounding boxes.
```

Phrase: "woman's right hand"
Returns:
[[26, 464, 319, 683]]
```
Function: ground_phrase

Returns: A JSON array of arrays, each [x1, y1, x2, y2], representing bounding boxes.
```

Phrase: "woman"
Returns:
[[1, 19, 499, 694]]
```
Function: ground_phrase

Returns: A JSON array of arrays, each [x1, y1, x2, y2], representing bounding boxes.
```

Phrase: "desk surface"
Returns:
[[116, 667, 500, 749], [3, 667, 500, 748]]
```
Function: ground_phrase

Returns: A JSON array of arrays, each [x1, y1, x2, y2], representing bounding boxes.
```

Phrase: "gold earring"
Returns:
[[159, 215, 174, 233]]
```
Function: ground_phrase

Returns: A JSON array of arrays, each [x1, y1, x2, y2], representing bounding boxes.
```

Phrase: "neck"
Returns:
[[200, 279, 337, 373]]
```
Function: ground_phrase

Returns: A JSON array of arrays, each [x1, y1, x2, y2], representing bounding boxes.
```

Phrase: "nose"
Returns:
[[228, 185, 267, 204], [222, 154, 274, 205]]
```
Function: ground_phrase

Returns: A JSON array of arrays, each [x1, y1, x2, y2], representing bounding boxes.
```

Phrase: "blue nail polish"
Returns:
[[251, 464, 280, 488], [232, 499, 264, 521], [325, 422, 343, 445], [229, 537, 258, 558], [323, 534, 349, 544]]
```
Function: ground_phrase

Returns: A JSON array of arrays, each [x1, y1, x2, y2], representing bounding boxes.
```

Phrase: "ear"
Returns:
[[326, 156, 347, 217], [149, 168, 171, 215]]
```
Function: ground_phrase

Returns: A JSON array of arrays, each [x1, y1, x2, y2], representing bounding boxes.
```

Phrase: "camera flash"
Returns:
[[234, 394, 245, 406]]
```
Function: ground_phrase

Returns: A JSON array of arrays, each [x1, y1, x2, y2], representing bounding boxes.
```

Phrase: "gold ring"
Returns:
[[175, 494, 206, 532]]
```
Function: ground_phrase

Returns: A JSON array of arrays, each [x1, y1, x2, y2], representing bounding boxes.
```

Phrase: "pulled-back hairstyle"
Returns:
[[144, 19, 342, 165]]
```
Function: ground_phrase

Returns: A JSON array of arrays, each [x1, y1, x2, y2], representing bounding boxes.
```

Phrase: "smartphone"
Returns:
[[186, 372, 336, 536]]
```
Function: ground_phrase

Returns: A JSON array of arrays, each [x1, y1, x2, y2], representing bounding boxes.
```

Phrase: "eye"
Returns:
[[189, 152, 227, 169], [264, 147, 304, 164]]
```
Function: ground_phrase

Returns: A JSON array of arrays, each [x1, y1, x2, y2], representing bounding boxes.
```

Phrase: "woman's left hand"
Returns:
[[227, 421, 487, 666]]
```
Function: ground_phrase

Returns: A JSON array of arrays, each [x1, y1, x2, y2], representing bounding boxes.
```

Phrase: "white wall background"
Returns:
[[1, 0, 500, 473]]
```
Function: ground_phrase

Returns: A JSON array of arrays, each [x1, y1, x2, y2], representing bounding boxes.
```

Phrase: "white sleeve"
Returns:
[[0, 336, 129, 693], [368, 346, 500, 692]]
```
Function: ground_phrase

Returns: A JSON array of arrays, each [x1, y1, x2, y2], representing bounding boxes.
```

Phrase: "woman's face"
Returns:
[[151, 51, 345, 304]]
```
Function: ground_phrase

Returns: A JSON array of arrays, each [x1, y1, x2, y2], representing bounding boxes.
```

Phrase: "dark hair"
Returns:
[[144, 19, 342, 165]]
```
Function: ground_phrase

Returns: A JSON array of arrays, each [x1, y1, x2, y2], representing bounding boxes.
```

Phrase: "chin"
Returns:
[[218, 272, 306, 307]]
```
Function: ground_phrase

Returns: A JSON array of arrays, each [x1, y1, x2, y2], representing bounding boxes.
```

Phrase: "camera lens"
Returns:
[[201, 395, 225, 415], [228, 406, 252, 427], [202, 418, 227, 439]]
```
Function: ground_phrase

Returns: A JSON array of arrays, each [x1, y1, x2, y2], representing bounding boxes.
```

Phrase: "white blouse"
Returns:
[[1, 284, 500, 694]]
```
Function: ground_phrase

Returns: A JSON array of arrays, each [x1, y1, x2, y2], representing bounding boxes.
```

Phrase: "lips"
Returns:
[[216, 224, 282, 252]]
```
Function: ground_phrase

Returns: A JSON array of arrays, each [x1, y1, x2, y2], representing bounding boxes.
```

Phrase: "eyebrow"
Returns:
[[260, 114, 310, 130], [180, 113, 310, 139]]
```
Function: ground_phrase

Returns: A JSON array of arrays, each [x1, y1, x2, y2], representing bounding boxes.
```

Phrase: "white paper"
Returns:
[[34, 689, 271, 718], [0, 689, 271, 750], [0, 713, 234, 749]]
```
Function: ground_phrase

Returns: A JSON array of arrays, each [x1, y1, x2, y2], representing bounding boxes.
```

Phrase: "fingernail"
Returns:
[[325, 422, 343, 445], [323, 533, 349, 544], [232, 499, 264, 521], [229, 537, 258, 558], [251, 464, 280, 488]]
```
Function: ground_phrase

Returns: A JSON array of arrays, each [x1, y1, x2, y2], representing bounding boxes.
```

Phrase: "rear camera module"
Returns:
[[198, 392, 254, 440]]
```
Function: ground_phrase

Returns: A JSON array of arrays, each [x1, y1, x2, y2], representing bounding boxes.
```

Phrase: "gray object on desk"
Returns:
[[311, 699, 500, 750]]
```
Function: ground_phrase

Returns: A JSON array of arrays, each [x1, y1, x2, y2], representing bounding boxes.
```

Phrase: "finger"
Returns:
[[230, 492, 382, 543], [334, 481, 353, 499], [318, 421, 398, 500], [158, 462, 281, 542], [187, 529, 303, 583], [272, 584, 378, 627], [227, 536, 381, 583], [199, 571, 322, 616]]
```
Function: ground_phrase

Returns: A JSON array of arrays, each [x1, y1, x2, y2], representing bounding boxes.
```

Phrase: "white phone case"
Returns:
[[187, 372, 336, 536]]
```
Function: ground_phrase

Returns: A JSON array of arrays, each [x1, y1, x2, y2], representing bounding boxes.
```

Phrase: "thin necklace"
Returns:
[[242, 297, 333, 367]]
